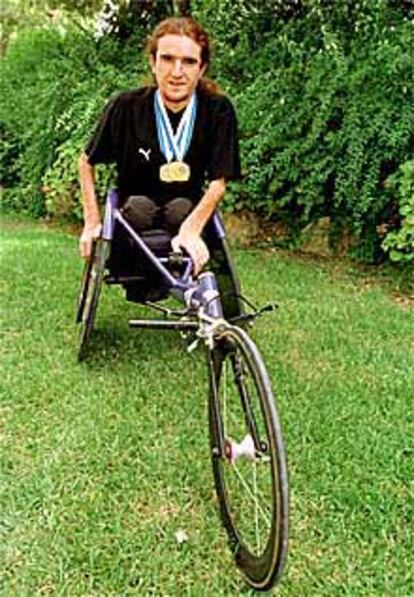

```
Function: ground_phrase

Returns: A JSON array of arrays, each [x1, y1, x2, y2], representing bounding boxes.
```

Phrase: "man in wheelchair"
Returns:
[[76, 19, 290, 585], [78, 16, 243, 318]]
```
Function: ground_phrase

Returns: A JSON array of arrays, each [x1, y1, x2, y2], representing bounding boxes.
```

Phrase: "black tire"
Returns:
[[208, 325, 289, 591], [76, 240, 97, 324], [77, 238, 108, 361], [208, 235, 244, 322]]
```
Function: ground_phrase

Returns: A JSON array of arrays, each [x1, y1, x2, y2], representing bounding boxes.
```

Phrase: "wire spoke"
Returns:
[[253, 459, 260, 552], [230, 462, 272, 527], [223, 360, 228, 431]]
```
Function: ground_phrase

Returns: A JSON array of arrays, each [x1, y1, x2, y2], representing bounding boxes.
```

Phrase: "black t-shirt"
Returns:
[[85, 86, 241, 205]]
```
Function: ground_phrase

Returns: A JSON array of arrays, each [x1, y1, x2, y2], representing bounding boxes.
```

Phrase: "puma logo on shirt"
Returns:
[[138, 147, 151, 161]]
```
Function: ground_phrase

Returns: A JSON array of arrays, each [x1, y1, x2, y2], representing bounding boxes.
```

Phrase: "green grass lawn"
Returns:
[[1, 217, 413, 596]]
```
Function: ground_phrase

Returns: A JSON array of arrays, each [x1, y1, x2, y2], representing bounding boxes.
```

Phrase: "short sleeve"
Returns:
[[84, 95, 121, 165], [207, 96, 241, 182]]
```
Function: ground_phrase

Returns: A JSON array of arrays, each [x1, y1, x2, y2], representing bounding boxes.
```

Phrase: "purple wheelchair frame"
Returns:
[[78, 194, 288, 591], [102, 189, 227, 326]]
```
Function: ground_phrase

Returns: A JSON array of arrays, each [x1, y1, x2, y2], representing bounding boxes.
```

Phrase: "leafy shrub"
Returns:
[[194, 0, 414, 259], [231, 17, 413, 248], [381, 160, 414, 263], [1, 0, 413, 262], [0, 24, 146, 218]]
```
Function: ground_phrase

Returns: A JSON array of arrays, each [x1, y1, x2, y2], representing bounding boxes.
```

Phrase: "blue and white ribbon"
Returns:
[[154, 90, 197, 163]]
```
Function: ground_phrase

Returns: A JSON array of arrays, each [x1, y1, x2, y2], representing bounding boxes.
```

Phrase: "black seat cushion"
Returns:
[[107, 223, 172, 277], [106, 223, 172, 303]]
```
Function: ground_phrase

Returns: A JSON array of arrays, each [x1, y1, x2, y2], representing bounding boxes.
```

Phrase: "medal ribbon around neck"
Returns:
[[154, 90, 197, 163]]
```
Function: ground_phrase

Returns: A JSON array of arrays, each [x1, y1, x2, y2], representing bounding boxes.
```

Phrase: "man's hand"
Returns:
[[171, 226, 209, 276], [170, 178, 225, 275], [79, 223, 102, 260]]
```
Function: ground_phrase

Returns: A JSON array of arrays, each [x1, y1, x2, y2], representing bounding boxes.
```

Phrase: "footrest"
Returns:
[[230, 302, 278, 325]]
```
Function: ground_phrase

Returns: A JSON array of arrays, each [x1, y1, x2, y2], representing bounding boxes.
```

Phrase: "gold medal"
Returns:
[[160, 161, 191, 183]]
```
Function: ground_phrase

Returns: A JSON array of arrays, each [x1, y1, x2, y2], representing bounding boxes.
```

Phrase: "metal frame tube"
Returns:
[[114, 211, 184, 289], [129, 319, 198, 330]]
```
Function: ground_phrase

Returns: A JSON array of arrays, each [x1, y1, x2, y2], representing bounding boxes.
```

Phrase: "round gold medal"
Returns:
[[160, 161, 191, 183]]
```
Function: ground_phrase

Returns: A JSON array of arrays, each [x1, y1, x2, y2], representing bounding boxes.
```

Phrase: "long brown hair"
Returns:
[[146, 16, 221, 94]]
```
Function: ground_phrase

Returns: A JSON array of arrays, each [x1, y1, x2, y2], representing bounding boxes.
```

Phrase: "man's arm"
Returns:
[[171, 177, 226, 274], [78, 151, 102, 259]]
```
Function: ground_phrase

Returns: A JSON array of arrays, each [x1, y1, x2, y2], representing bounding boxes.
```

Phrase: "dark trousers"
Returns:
[[121, 195, 193, 234], [108, 195, 193, 274]]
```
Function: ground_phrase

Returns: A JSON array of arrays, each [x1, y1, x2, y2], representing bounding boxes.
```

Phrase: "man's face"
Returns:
[[151, 34, 206, 108]]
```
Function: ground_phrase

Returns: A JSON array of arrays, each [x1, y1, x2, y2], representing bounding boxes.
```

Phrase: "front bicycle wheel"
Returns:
[[208, 325, 289, 591], [77, 238, 109, 361]]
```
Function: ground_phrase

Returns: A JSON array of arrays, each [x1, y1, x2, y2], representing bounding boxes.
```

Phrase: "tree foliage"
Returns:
[[0, 25, 145, 215], [1, 0, 413, 261], [192, 0, 414, 260], [381, 160, 414, 263]]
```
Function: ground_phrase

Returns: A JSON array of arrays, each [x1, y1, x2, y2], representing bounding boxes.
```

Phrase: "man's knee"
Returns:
[[163, 197, 193, 231], [122, 195, 159, 230]]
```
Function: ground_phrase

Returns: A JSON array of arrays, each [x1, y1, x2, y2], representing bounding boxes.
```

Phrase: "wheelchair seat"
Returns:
[[106, 225, 174, 303], [93, 190, 244, 316]]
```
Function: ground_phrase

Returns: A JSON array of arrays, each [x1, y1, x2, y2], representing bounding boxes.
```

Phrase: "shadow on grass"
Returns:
[[78, 320, 190, 369]]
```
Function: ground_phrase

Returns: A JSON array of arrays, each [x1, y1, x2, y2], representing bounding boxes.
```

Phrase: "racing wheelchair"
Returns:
[[76, 189, 289, 591]]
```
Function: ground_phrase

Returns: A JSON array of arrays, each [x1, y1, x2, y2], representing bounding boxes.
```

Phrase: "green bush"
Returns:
[[233, 20, 412, 251], [0, 24, 146, 218], [194, 0, 414, 259], [1, 1, 413, 261], [381, 160, 414, 263]]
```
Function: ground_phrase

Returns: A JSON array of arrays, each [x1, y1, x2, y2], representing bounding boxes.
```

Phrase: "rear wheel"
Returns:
[[77, 238, 108, 361], [208, 324, 289, 591]]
